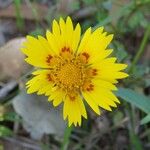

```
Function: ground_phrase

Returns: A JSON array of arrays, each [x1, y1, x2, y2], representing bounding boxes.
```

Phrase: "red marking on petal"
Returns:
[[92, 69, 97, 76], [61, 47, 70, 52], [69, 96, 76, 101], [86, 84, 94, 91], [47, 74, 52, 81], [82, 52, 90, 61], [46, 55, 53, 64]]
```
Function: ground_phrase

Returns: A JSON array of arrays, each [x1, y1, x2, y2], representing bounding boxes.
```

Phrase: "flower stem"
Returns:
[[128, 24, 150, 73], [60, 126, 73, 150]]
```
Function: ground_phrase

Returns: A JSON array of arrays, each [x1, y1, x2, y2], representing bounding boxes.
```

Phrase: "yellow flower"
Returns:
[[21, 17, 128, 126]]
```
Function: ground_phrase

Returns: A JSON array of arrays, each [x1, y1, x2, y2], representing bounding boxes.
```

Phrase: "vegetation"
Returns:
[[0, 0, 150, 149]]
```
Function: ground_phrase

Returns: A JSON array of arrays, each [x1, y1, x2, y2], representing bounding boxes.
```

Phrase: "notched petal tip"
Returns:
[[111, 102, 118, 108], [66, 16, 74, 30], [82, 113, 87, 119], [20, 47, 26, 54], [52, 19, 58, 24], [124, 73, 129, 78], [111, 57, 117, 63], [87, 27, 92, 33], [24, 57, 29, 62], [66, 16, 72, 22], [97, 109, 101, 115], [107, 49, 113, 53], [46, 30, 51, 36], [59, 17, 65, 26], [26, 35, 36, 41], [37, 35, 44, 40], [119, 72, 129, 78], [98, 26, 104, 31], [52, 19, 61, 34], [113, 86, 118, 91], [107, 107, 112, 111], [68, 121, 72, 127], [21, 40, 28, 47], [116, 99, 121, 104], [75, 23, 81, 32], [48, 96, 53, 102], [26, 88, 34, 94], [122, 64, 128, 70], [108, 34, 114, 40], [93, 26, 104, 34]]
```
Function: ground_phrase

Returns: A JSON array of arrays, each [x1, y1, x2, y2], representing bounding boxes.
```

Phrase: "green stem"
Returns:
[[14, 0, 24, 30], [128, 24, 150, 73], [60, 126, 73, 150]]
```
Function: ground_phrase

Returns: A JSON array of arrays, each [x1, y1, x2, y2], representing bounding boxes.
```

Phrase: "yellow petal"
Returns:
[[82, 92, 101, 115], [63, 95, 87, 126], [93, 79, 118, 91], [72, 23, 81, 52], [46, 30, 61, 55], [77, 97, 87, 119], [77, 27, 91, 53], [22, 35, 54, 68], [83, 91, 112, 111], [48, 89, 66, 107], [52, 19, 60, 35], [92, 58, 128, 82], [26, 70, 53, 94]]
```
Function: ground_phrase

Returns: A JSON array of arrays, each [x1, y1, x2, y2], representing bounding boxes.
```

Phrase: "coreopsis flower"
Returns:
[[21, 17, 128, 126]]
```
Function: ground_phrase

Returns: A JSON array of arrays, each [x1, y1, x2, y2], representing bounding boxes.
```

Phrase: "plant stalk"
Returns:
[[128, 24, 150, 73], [60, 126, 73, 150]]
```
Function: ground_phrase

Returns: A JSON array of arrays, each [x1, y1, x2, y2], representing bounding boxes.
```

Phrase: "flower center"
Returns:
[[57, 62, 82, 89], [46, 48, 97, 93]]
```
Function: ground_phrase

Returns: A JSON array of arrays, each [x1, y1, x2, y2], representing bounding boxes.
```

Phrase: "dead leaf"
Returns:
[[0, 4, 48, 21], [0, 38, 30, 81], [12, 90, 66, 140], [0, 136, 41, 150]]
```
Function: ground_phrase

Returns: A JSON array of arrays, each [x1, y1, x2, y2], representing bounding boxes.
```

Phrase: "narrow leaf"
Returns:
[[141, 114, 150, 125], [130, 131, 143, 150], [116, 88, 150, 114]]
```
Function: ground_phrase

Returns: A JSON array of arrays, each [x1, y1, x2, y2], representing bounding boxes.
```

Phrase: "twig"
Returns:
[[2, 136, 41, 150]]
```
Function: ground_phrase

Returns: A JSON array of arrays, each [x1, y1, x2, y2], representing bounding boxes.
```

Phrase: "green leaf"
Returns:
[[116, 88, 150, 114], [129, 131, 143, 150], [0, 112, 21, 122], [14, 0, 24, 30], [141, 114, 150, 125], [30, 27, 44, 37], [0, 125, 13, 137]]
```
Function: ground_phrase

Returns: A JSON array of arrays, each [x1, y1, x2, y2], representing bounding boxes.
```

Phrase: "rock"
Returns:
[[0, 38, 30, 81]]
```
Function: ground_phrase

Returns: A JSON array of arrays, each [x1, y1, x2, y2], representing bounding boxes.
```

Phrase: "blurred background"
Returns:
[[0, 0, 150, 150]]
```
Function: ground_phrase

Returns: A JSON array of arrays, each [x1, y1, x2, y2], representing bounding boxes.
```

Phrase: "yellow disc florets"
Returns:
[[57, 62, 83, 89], [46, 47, 96, 93]]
